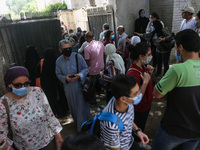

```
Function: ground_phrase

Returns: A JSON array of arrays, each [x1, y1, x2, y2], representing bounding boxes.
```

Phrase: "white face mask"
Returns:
[[142, 56, 153, 65]]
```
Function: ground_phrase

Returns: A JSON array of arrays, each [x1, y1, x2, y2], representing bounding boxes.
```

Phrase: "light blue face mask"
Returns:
[[149, 18, 153, 22], [13, 86, 29, 96], [176, 50, 182, 62], [141, 13, 145, 18], [142, 56, 153, 65], [71, 42, 74, 46], [111, 35, 115, 40], [194, 21, 199, 28], [125, 93, 143, 106]]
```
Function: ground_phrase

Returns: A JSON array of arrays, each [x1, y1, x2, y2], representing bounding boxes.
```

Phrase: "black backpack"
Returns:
[[81, 112, 124, 138]]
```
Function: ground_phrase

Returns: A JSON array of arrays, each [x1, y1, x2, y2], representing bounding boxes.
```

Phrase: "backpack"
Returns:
[[81, 112, 124, 138]]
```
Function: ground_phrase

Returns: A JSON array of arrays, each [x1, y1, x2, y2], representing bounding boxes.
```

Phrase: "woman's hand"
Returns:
[[146, 65, 154, 75], [0, 139, 8, 150], [55, 133, 63, 150], [134, 32, 143, 37], [56, 138, 63, 150], [140, 72, 151, 85]]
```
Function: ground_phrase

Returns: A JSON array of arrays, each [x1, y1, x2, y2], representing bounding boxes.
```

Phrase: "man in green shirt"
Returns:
[[152, 29, 200, 150]]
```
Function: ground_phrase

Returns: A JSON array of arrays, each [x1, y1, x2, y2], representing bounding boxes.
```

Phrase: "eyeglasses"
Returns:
[[12, 81, 31, 88]]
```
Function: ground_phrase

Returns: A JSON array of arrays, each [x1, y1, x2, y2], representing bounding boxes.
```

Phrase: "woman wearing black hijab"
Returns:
[[24, 45, 40, 86], [36, 48, 68, 117], [135, 20, 172, 76]]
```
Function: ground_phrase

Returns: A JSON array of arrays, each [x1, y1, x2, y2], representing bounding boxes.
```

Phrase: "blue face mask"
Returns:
[[71, 42, 74, 46], [125, 93, 143, 106], [13, 86, 29, 96], [175, 49, 182, 62], [149, 18, 153, 22], [151, 26, 155, 30], [111, 35, 115, 40], [140, 13, 145, 18], [194, 21, 199, 28]]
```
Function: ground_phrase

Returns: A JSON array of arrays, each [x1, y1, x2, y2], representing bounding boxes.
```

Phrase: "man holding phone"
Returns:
[[56, 39, 92, 132]]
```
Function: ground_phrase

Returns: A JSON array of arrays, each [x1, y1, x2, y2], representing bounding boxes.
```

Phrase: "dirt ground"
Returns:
[[58, 49, 200, 149]]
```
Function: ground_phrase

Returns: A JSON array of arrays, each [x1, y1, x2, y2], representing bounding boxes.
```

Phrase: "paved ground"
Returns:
[[58, 49, 200, 149]]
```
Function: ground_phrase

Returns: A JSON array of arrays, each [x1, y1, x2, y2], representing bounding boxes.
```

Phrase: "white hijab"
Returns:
[[105, 44, 125, 74], [131, 36, 141, 46]]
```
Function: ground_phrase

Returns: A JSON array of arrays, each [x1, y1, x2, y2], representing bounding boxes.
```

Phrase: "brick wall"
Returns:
[[150, 0, 200, 33]]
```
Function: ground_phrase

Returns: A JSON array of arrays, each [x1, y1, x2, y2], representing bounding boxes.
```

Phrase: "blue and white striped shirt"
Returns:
[[100, 97, 134, 150]]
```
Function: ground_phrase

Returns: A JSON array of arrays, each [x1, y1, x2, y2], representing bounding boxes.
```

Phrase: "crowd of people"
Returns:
[[0, 6, 200, 150]]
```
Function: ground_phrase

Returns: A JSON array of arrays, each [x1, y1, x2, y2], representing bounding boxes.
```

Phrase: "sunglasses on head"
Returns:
[[12, 81, 31, 88]]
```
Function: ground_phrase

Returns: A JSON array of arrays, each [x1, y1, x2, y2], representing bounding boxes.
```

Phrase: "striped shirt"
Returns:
[[102, 60, 119, 82], [100, 97, 134, 150]]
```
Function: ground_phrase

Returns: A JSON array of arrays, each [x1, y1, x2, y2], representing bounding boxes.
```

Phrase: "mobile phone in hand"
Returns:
[[69, 75, 76, 78], [0, 139, 5, 146]]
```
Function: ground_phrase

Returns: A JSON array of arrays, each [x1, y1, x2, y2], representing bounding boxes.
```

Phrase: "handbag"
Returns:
[[3, 99, 13, 140], [75, 54, 93, 102], [161, 40, 175, 51]]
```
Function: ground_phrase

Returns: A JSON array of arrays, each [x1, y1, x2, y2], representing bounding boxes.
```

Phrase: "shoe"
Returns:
[[138, 144, 152, 150]]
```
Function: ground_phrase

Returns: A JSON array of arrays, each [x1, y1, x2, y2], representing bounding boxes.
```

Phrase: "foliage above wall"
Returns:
[[42, 2, 68, 13]]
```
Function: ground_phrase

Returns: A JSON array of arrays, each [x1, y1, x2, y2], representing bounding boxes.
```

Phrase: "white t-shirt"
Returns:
[[180, 17, 196, 31]]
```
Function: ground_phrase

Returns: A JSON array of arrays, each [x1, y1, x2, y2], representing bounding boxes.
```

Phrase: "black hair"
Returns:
[[70, 35, 78, 42], [111, 74, 137, 99], [105, 30, 113, 41], [79, 34, 86, 48], [175, 29, 200, 52], [197, 11, 200, 19], [62, 32, 68, 39], [129, 42, 150, 61], [103, 23, 109, 30], [69, 29, 74, 33], [151, 12, 160, 19], [139, 9, 145, 16], [61, 132, 105, 150], [152, 20, 163, 37]]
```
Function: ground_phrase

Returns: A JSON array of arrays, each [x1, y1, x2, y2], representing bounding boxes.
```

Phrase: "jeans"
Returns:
[[152, 126, 200, 150], [156, 51, 170, 75]]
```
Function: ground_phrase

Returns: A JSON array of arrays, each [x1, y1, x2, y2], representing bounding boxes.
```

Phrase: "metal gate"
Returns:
[[87, 5, 115, 41]]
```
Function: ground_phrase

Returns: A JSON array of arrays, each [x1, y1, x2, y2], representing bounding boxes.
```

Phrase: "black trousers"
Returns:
[[133, 108, 151, 142]]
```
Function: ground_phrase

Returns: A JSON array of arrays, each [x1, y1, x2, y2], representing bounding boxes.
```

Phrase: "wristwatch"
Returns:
[[134, 128, 142, 135]]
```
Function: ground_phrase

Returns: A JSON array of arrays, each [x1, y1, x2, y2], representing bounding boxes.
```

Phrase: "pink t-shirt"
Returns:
[[84, 40, 105, 75]]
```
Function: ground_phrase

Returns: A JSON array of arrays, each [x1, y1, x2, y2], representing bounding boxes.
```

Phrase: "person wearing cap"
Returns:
[[152, 29, 200, 150], [0, 66, 63, 150], [180, 6, 196, 31], [99, 23, 109, 42]]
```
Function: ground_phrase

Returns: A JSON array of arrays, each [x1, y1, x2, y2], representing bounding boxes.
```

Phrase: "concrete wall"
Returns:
[[112, 0, 150, 36], [58, 8, 89, 33], [150, 0, 174, 32], [0, 50, 7, 97]]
